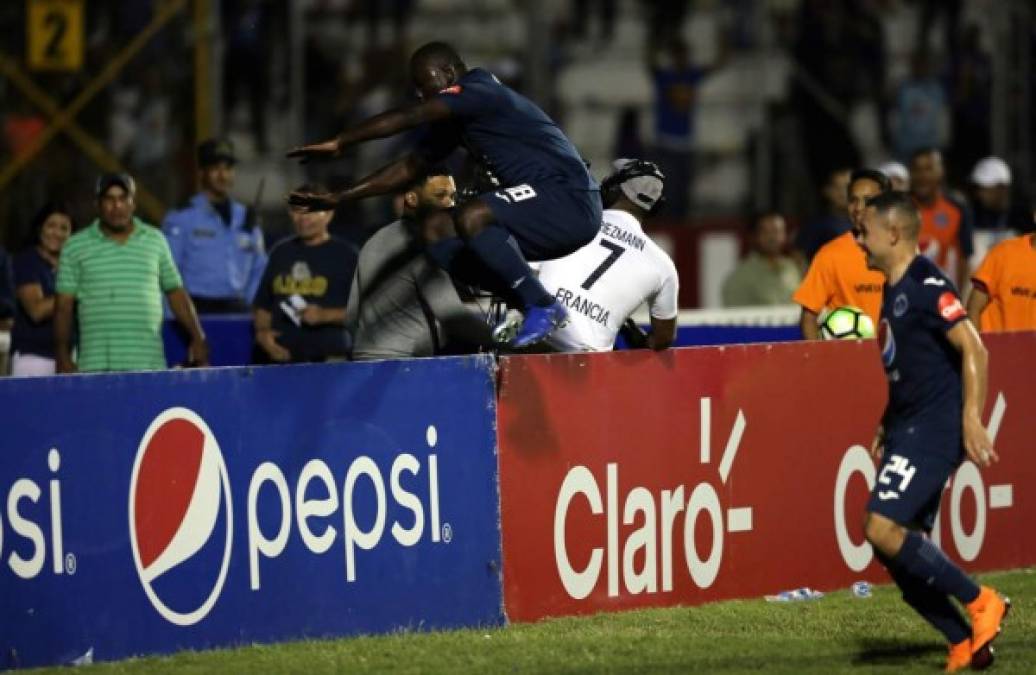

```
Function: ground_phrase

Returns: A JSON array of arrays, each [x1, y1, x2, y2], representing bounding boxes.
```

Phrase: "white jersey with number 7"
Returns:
[[534, 209, 679, 352]]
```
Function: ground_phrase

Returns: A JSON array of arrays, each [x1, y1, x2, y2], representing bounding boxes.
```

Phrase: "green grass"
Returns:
[[34, 568, 1034, 674]]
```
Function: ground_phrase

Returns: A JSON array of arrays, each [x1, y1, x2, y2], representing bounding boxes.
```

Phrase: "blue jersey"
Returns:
[[418, 68, 596, 191], [878, 256, 968, 437]]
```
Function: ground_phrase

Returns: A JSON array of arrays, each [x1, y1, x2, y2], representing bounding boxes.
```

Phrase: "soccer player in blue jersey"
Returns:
[[855, 191, 1009, 672], [287, 42, 601, 348]]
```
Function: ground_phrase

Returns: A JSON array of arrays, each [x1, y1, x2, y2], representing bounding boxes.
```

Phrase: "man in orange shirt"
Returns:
[[794, 169, 889, 339], [966, 232, 1036, 332], [911, 148, 974, 291]]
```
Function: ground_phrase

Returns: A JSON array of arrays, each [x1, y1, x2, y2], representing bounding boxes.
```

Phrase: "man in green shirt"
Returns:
[[54, 174, 208, 373], [722, 212, 803, 307]]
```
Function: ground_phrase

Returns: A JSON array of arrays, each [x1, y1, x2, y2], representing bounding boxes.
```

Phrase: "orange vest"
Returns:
[[793, 231, 884, 324]]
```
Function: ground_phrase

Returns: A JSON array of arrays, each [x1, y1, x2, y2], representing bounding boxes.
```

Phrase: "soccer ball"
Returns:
[[820, 306, 875, 340]]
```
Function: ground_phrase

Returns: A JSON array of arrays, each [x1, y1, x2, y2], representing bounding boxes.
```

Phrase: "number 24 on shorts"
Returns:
[[494, 185, 537, 203], [878, 454, 917, 495]]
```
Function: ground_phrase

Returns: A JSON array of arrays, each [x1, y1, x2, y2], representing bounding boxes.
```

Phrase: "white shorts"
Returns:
[[11, 352, 57, 377]]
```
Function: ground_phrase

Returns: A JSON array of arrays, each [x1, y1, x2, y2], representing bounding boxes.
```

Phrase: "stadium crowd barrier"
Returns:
[[163, 305, 802, 366], [3, 332, 1033, 668]]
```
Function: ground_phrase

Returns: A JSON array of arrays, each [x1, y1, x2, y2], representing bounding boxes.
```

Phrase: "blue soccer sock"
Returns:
[[893, 531, 981, 605], [877, 551, 970, 644], [466, 227, 552, 308], [427, 237, 465, 271]]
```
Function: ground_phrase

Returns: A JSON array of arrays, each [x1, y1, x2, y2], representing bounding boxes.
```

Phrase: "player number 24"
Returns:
[[878, 454, 917, 492]]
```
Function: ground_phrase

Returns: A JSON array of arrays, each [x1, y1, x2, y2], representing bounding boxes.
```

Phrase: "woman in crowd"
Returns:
[[11, 202, 75, 376]]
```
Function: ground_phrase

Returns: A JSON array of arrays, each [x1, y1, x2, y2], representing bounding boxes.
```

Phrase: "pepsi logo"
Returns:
[[129, 408, 233, 626], [879, 318, 896, 367]]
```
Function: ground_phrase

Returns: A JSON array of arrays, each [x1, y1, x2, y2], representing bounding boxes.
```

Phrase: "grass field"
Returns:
[[33, 568, 1033, 674]]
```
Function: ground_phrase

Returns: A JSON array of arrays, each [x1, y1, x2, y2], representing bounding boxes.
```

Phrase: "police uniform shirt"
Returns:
[[878, 255, 968, 446], [535, 209, 679, 352], [162, 194, 267, 303], [417, 68, 596, 191]]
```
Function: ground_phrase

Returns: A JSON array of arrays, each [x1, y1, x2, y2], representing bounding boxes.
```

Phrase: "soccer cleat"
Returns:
[[491, 312, 523, 345], [944, 638, 971, 672], [510, 301, 569, 348], [966, 586, 1010, 666]]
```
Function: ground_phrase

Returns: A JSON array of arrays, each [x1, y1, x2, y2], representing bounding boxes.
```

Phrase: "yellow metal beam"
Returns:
[[0, 55, 166, 221], [193, 0, 214, 142], [0, 0, 187, 196]]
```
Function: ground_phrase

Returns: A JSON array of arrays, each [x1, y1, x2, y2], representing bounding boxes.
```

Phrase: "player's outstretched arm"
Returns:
[[286, 99, 453, 162], [288, 154, 426, 212], [947, 319, 997, 467]]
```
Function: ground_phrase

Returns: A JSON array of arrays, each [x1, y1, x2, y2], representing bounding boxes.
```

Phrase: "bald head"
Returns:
[[410, 42, 464, 73], [410, 42, 467, 100]]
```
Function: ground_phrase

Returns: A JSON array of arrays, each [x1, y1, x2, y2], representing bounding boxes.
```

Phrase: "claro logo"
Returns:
[[554, 398, 753, 599], [129, 408, 233, 627]]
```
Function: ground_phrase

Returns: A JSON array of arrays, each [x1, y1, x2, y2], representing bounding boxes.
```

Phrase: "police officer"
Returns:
[[162, 138, 267, 313]]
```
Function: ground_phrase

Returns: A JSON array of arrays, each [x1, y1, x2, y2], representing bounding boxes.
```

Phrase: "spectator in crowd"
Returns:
[[347, 170, 489, 361], [647, 36, 726, 221], [252, 184, 357, 364], [910, 148, 974, 291], [0, 246, 13, 375], [966, 230, 1036, 333], [969, 157, 1034, 237], [54, 174, 209, 373], [10, 203, 75, 376], [532, 158, 678, 352], [879, 160, 910, 192], [794, 166, 852, 263], [722, 212, 801, 307], [162, 139, 267, 313], [891, 51, 949, 162], [794, 168, 889, 339]]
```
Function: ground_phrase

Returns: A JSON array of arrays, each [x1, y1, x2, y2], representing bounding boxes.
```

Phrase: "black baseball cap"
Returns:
[[95, 172, 136, 199], [197, 138, 237, 167]]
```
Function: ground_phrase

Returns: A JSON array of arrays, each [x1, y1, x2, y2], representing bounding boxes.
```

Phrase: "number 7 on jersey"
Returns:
[[581, 240, 626, 290]]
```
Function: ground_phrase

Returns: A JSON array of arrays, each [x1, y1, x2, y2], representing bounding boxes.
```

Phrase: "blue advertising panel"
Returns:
[[0, 356, 504, 669]]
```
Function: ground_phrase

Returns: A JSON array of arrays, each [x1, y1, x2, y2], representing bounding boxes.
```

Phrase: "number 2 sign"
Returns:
[[27, 0, 84, 72]]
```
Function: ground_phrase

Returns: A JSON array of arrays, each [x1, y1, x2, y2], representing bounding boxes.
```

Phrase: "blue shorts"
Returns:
[[866, 428, 963, 531], [479, 182, 601, 261]]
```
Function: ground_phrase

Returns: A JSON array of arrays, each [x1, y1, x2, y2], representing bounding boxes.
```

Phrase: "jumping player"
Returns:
[[287, 42, 601, 347], [855, 191, 1009, 672]]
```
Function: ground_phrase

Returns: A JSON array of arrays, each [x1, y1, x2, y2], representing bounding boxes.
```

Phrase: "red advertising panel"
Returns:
[[497, 333, 1036, 622]]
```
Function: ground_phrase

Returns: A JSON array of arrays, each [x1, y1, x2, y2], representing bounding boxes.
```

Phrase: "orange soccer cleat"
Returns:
[[944, 638, 971, 672], [966, 586, 1011, 669]]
